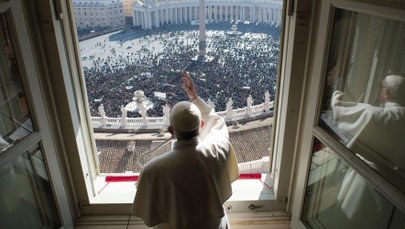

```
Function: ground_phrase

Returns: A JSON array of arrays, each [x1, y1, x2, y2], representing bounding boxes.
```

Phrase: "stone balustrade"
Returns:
[[238, 156, 270, 173], [92, 93, 274, 131]]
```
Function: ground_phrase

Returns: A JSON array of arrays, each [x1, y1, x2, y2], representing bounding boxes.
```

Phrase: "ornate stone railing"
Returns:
[[219, 103, 272, 121], [238, 156, 270, 173], [92, 95, 274, 130]]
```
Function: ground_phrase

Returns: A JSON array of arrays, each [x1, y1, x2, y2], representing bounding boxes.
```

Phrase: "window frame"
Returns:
[[32, 0, 300, 219], [0, 0, 73, 226], [289, 0, 405, 228], [270, 0, 315, 202]]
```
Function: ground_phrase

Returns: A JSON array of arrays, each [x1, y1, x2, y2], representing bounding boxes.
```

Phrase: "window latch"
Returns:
[[248, 203, 263, 210]]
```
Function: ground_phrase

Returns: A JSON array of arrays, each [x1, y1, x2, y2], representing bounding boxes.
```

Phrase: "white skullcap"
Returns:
[[170, 101, 202, 132], [384, 74, 405, 98]]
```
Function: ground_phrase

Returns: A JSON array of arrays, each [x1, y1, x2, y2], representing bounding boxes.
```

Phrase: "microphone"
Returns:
[[137, 132, 173, 157], [125, 130, 173, 229]]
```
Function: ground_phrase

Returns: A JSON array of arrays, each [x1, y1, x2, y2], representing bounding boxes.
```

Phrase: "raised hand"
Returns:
[[181, 71, 198, 101]]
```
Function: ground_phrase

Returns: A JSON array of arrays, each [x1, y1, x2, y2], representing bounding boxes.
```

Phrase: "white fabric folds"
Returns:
[[133, 97, 239, 229]]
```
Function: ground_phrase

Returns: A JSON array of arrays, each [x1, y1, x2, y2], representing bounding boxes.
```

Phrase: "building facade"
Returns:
[[132, 0, 283, 29], [123, 0, 135, 25], [73, 0, 125, 30], [123, 0, 134, 16]]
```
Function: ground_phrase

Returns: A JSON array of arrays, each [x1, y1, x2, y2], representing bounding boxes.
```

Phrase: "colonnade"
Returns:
[[133, 0, 283, 29]]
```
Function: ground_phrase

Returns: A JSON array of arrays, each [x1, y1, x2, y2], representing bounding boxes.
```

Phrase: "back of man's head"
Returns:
[[383, 74, 405, 105], [170, 101, 201, 139]]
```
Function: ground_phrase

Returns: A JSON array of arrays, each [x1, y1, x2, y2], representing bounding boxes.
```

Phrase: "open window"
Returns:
[[290, 0, 405, 228], [65, 0, 287, 211], [1, 0, 339, 227], [0, 0, 71, 227], [6, 0, 326, 226]]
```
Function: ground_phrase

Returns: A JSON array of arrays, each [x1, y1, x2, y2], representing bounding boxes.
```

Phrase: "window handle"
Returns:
[[248, 203, 263, 210]]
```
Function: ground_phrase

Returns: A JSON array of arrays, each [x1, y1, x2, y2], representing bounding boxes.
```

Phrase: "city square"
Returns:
[[79, 22, 280, 119]]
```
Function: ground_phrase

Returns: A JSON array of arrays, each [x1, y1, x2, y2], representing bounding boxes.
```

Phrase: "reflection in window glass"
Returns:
[[0, 145, 60, 228], [73, 0, 282, 174], [302, 138, 404, 229], [320, 8, 405, 193], [0, 13, 33, 152]]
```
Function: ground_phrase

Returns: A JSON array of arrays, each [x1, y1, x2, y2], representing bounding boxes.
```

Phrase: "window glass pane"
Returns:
[[74, 1, 282, 174], [320, 8, 405, 193], [0, 12, 33, 152], [302, 138, 405, 229], [0, 145, 60, 228]]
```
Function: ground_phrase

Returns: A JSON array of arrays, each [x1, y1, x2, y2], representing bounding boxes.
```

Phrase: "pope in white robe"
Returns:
[[331, 74, 405, 172], [331, 74, 405, 228], [132, 72, 239, 229]]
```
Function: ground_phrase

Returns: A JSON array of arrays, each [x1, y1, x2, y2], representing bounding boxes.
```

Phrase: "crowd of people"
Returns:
[[81, 22, 280, 118]]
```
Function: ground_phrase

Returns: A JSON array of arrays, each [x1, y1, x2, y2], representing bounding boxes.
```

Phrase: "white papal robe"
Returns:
[[132, 97, 239, 229]]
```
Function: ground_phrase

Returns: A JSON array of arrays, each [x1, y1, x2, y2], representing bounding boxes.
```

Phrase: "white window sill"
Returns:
[[91, 173, 277, 211], [74, 173, 288, 228]]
